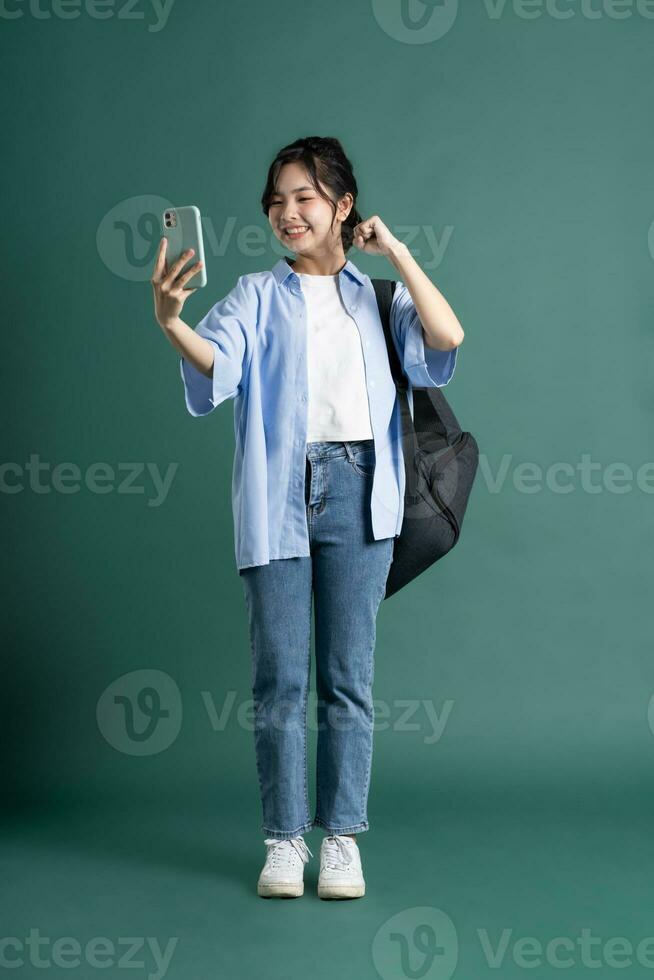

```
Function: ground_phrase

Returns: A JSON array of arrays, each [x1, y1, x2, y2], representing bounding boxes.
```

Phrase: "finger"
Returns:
[[164, 247, 195, 284], [152, 237, 168, 282], [164, 248, 195, 285], [179, 288, 198, 298], [177, 260, 204, 289]]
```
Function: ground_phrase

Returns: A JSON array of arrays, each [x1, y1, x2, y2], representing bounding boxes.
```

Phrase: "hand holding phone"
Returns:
[[161, 205, 207, 289], [151, 205, 206, 329], [151, 238, 204, 330]]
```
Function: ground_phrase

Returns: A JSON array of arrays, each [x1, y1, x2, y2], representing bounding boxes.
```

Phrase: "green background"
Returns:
[[3, 0, 654, 977]]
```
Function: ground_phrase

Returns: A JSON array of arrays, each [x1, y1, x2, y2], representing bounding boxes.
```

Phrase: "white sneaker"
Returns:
[[257, 836, 313, 898], [317, 834, 365, 899]]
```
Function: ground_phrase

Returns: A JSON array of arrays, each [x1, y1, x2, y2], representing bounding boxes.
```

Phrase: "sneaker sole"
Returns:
[[317, 882, 365, 899], [258, 880, 304, 898]]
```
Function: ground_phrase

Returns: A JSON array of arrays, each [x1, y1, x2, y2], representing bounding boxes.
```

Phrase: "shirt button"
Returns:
[[301, 394, 307, 402]]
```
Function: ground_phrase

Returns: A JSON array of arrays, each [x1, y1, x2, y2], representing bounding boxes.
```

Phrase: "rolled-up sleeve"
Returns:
[[179, 275, 258, 417], [390, 280, 458, 388]]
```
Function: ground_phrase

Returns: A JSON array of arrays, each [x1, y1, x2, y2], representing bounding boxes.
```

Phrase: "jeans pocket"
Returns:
[[349, 447, 376, 478]]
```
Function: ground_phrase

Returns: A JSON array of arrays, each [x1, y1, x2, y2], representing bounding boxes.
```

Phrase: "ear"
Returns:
[[338, 191, 354, 220]]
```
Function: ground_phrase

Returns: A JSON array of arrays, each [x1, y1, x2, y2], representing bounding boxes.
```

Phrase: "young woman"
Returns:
[[151, 136, 464, 900]]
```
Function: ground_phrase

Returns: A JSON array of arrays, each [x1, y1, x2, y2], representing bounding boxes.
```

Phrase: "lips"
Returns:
[[283, 225, 310, 237]]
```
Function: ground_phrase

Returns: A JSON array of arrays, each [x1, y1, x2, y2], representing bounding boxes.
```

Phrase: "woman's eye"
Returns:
[[270, 197, 313, 207]]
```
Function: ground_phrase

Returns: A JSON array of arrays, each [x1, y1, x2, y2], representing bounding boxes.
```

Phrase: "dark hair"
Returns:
[[261, 136, 362, 253]]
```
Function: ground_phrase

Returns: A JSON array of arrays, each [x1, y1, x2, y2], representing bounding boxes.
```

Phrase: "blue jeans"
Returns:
[[239, 439, 395, 840]]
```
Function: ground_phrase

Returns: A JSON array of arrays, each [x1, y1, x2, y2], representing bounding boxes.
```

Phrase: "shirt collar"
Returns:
[[272, 254, 366, 287]]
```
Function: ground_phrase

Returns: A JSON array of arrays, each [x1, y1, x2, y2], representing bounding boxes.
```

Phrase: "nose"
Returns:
[[279, 206, 299, 226]]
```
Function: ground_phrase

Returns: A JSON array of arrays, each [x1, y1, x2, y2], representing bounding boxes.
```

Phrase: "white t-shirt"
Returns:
[[298, 272, 374, 441]]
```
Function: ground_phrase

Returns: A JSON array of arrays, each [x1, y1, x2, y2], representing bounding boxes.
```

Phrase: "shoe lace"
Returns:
[[263, 836, 313, 870], [322, 835, 356, 872]]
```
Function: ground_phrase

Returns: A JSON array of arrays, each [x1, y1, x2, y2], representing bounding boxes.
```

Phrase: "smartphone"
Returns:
[[162, 205, 207, 288]]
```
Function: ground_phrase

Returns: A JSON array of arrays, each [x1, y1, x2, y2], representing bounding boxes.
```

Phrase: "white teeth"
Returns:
[[285, 226, 308, 235]]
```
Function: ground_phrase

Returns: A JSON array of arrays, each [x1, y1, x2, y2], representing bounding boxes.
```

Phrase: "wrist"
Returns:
[[385, 240, 410, 269], [159, 315, 184, 335]]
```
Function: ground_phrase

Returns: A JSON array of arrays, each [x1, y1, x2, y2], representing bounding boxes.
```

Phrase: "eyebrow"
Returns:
[[270, 186, 315, 197]]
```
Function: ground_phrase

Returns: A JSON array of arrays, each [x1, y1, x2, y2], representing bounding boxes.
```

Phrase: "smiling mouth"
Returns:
[[283, 226, 310, 238]]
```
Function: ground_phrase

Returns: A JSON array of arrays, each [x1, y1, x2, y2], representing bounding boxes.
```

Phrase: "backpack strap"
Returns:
[[371, 278, 409, 393], [372, 277, 460, 444], [371, 277, 424, 498]]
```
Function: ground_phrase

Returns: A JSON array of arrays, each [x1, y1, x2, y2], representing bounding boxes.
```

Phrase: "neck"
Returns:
[[287, 248, 348, 277]]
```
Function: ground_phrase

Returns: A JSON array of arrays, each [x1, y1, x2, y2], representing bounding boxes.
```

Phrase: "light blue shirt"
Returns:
[[179, 255, 458, 570]]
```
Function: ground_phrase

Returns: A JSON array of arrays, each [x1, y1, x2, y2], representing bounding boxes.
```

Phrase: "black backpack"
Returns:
[[371, 278, 480, 599]]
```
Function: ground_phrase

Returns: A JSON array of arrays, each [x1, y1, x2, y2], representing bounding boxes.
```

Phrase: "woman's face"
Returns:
[[268, 161, 352, 257]]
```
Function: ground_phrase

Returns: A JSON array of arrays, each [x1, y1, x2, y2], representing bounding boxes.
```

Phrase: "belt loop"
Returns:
[[343, 442, 356, 463]]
